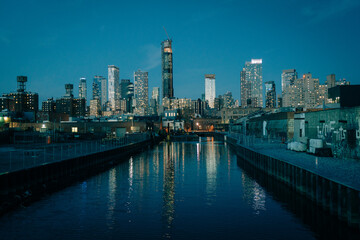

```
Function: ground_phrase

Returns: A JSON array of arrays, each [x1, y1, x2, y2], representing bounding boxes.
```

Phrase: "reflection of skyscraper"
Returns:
[[241, 59, 263, 108], [206, 139, 217, 195], [108, 65, 119, 110], [161, 39, 174, 99], [205, 74, 216, 108], [162, 143, 175, 237], [134, 70, 148, 116]]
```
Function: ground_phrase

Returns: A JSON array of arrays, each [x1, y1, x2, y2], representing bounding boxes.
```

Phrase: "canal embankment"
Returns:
[[0, 134, 162, 214], [225, 133, 360, 230]]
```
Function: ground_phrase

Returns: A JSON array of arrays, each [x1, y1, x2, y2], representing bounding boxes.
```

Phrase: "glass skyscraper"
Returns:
[[241, 59, 263, 108], [161, 39, 173, 99], [205, 74, 216, 108], [78, 78, 87, 102], [108, 65, 119, 111], [93, 75, 107, 110], [265, 81, 276, 108], [281, 69, 297, 93]]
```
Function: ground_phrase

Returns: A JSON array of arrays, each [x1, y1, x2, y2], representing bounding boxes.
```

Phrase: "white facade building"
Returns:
[[205, 74, 216, 108], [108, 65, 119, 111]]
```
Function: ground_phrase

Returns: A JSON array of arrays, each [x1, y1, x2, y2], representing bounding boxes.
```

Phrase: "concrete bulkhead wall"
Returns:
[[0, 138, 159, 215], [226, 135, 360, 230]]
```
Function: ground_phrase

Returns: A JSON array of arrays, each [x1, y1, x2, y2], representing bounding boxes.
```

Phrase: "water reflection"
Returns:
[[2, 140, 357, 240], [237, 156, 360, 239], [162, 142, 175, 238], [126, 157, 133, 217], [205, 139, 217, 201], [241, 172, 266, 215], [106, 168, 117, 229]]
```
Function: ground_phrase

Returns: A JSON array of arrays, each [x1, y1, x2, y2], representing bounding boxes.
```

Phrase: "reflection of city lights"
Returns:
[[196, 143, 200, 161]]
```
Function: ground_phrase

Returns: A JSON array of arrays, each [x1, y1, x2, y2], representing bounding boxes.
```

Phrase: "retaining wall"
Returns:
[[226, 135, 360, 230], [0, 138, 159, 214]]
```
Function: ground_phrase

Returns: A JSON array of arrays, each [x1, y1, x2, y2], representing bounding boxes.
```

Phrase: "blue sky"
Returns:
[[1, 0, 360, 104]]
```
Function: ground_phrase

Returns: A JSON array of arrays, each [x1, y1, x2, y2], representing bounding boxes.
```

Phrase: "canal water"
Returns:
[[0, 138, 359, 239]]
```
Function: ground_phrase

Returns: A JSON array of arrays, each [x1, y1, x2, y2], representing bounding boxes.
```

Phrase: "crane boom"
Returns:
[[163, 26, 170, 40]]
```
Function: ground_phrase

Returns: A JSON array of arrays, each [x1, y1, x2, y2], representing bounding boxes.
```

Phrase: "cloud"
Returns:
[[140, 44, 161, 71], [302, 0, 360, 23]]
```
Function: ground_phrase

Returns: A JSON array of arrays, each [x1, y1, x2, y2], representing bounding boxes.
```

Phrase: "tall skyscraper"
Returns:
[[205, 74, 216, 108], [120, 79, 131, 99], [161, 39, 174, 99], [134, 70, 148, 116], [240, 69, 248, 107], [326, 74, 336, 89], [150, 87, 160, 115], [265, 81, 276, 108], [108, 65, 119, 111], [119, 79, 134, 113], [281, 69, 297, 93], [241, 59, 263, 108], [78, 78, 87, 102], [93, 76, 107, 109]]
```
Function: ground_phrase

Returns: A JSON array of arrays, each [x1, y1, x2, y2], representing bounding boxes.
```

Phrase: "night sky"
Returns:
[[1, 0, 359, 103]]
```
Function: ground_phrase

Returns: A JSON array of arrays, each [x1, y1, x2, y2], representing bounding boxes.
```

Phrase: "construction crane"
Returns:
[[163, 26, 171, 40]]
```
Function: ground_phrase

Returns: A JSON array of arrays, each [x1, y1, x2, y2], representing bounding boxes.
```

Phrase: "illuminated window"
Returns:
[[72, 127, 78, 133]]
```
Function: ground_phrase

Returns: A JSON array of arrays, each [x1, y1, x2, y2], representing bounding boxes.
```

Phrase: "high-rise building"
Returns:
[[192, 98, 206, 116], [134, 70, 148, 116], [161, 39, 173, 99], [93, 76, 107, 110], [205, 74, 216, 108], [241, 59, 263, 108], [78, 78, 87, 102], [326, 74, 336, 89], [282, 73, 320, 108], [120, 79, 131, 99], [150, 87, 160, 115], [223, 91, 235, 108], [92, 75, 107, 108], [108, 65, 119, 111], [265, 81, 276, 108], [240, 70, 248, 107], [281, 69, 297, 93], [90, 97, 101, 117]]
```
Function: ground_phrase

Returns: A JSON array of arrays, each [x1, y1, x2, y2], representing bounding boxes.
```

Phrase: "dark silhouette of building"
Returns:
[[161, 39, 173, 99]]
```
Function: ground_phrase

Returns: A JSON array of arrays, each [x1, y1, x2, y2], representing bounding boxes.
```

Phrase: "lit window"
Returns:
[[72, 127, 78, 133]]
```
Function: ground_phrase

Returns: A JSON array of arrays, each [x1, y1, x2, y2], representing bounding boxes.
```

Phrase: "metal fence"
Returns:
[[0, 133, 150, 174]]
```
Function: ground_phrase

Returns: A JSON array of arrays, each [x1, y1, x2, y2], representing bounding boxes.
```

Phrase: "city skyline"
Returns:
[[1, 0, 360, 104]]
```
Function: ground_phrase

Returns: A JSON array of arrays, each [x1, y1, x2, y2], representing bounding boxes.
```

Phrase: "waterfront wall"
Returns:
[[226, 135, 360, 230], [0, 137, 159, 214]]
